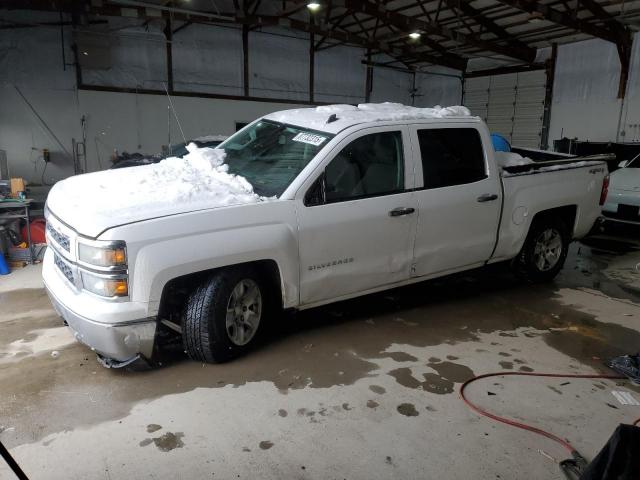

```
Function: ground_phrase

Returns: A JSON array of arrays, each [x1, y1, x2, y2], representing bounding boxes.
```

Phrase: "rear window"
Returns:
[[417, 128, 487, 189]]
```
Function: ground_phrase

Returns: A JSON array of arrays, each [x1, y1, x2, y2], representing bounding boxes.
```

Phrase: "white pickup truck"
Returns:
[[43, 103, 609, 367]]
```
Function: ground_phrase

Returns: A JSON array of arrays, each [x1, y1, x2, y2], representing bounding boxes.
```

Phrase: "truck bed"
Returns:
[[501, 153, 614, 177], [490, 156, 609, 263]]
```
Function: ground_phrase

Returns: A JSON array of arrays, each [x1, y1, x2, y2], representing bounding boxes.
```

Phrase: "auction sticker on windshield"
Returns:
[[292, 132, 327, 146]]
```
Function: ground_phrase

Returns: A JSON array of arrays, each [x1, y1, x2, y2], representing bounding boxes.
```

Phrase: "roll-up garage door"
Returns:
[[464, 70, 547, 149]]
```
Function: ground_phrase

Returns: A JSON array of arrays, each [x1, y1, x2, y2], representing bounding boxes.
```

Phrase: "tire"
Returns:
[[183, 267, 268, 363], [515, 216, 570, 283]]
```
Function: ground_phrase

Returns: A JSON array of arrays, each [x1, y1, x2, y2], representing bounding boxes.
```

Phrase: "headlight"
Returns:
[[81, 271, 129, 297], [78, 241, 127, 268]]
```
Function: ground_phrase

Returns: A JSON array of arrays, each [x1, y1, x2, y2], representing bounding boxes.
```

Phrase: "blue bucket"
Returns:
[[0, 251, 9, 275], [491, 133, 511, 152]]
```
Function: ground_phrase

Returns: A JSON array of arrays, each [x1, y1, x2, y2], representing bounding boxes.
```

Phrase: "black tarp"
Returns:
[[579, 424, 640, 480], [608, 354, 640, 385]]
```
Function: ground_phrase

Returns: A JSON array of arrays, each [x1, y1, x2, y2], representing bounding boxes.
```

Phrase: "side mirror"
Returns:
[[304, 173, 326, 207], [618, 160, 629, 168]]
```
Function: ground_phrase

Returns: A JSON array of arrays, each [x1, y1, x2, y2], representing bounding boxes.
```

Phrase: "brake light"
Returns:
[[599, 175, 610, 206]]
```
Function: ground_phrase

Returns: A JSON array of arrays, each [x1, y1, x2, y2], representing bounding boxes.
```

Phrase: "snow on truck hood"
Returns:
[[265, 103, 474, 134], [47, 144, 270, 238]]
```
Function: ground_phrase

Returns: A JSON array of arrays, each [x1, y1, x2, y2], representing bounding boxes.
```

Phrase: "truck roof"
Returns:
[[264, 103, 479, 135]]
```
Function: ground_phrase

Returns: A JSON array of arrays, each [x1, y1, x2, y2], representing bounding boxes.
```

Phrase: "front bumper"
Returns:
[[46, 283, 157, 362], [603, 191, 640, 225], [43, 247, 157, 363]]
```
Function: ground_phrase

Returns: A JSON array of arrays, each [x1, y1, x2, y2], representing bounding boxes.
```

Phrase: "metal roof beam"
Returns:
[[267, 14, 467, 69], [443, 0, 527, 50], [497, 0, 630, 96], [495, 0, 617, 42], [339, 0, 537, 63], [81, 0, 469, 70], [579, 0, 632, 45], [375, 20, 468, 68]]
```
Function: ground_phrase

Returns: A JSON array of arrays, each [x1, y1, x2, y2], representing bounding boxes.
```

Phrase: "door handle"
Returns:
[[477, 194, 499, 203], [389, 207, 416, 217]]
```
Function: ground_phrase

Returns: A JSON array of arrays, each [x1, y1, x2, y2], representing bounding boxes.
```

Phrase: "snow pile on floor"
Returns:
[[47, 144, 269, 232], [266, 103, 472, 132], [494, 151, 534, 168]]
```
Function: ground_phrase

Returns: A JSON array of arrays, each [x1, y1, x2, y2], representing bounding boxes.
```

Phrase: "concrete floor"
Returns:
[[1, 228, 640, 480]]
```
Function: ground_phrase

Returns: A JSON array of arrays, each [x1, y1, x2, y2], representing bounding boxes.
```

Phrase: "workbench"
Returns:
[[0, 199, 35, 264]]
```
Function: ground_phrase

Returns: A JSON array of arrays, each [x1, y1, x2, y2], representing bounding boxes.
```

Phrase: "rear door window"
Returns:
[[417, 128, 487, 189]]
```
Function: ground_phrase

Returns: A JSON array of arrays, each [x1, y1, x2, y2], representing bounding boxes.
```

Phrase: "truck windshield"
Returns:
[[219, 120, 334, 197]]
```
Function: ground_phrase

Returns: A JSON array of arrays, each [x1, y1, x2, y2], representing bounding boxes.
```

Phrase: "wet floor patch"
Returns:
[[380, 351, 418, 362], [421, 373, 455, 395], [388, 360, 475, 395], [388, 368, 422, 390], [146, 424, 162, 433], [560, 233, 640, 300], [1, 326, 75, 364], [0, 289, 54, 319], [397, 403, 419, 417], [427, 361, 475, 384], [580, 234, 639, 255], [1, 231, 639, 446], [140, 432, 184, 452], [369, 385, 386, 395]]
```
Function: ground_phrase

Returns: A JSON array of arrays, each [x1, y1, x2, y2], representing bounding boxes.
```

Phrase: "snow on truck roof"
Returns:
[[264, 103, 476, 134]]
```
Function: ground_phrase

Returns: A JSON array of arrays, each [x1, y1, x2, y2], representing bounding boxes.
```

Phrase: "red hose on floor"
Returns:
[[459, 371, 631, 455]]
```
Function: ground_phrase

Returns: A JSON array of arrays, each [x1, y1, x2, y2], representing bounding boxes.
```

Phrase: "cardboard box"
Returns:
[[10, 178, 25, 197]]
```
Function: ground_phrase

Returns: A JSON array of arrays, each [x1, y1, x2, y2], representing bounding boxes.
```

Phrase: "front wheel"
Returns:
[[515, 217, 570, 283], [183, 268, 266, 363]]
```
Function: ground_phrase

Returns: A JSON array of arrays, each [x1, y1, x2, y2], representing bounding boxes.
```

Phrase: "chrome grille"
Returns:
[[47, 223, 70, 252], [54, 253, 74, 283]]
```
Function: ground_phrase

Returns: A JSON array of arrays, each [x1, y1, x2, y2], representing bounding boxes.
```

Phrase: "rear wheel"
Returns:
[[183, 267, 266, 363], [515, 217, 570, 282]]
